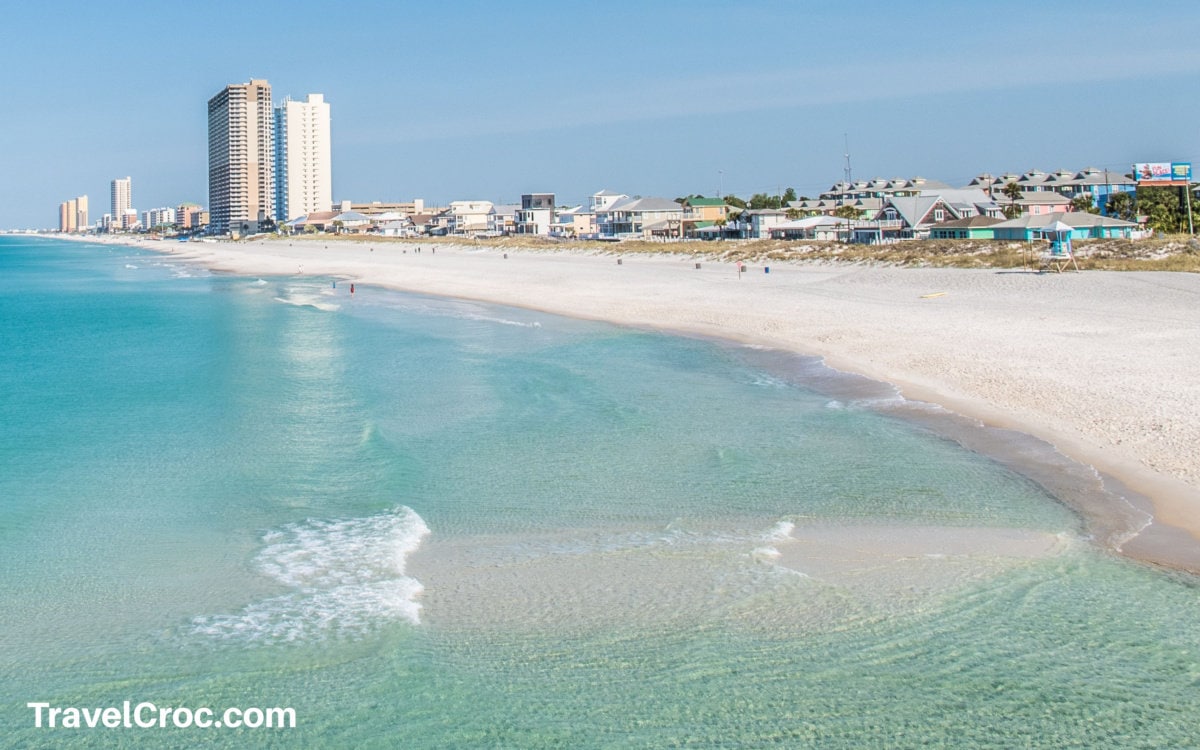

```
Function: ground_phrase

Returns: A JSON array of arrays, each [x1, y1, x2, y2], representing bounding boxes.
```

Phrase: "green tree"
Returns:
[[832, 205, 863, 220], [1105, 191, 1136, 222], [749, 192, 782, 210], [782, 187, 798, 205], [1137, 186, 1184, 233], [723, 195, 747, 210], [1001, 181, 1023, 219], [1069, 194, 1100, 214]]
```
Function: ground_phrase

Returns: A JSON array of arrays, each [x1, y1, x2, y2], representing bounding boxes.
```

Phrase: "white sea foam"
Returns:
[[124, 264, 138, 269], [251, 278, 268, 286], [764, 520, 794, 542], [273, 295, 341, 312], [192, 506, 430, 643]]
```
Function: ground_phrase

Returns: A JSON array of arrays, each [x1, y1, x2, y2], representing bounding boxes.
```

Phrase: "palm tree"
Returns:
[[1001, 182, 1023, 219]]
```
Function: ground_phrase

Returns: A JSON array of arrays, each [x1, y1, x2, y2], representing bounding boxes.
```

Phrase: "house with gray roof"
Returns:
[[989, 211, 1137, 240], [598, 197, 683, 237]]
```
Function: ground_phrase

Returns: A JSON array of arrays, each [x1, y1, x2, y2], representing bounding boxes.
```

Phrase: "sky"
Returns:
[[4, 0, 1200, 229]]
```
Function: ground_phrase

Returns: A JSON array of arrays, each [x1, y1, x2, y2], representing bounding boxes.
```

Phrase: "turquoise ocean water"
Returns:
[[1, 236, 1198, 748]]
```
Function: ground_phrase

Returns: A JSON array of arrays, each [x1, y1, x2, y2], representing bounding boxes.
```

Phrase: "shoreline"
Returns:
[[82, 234, 1200, 573]]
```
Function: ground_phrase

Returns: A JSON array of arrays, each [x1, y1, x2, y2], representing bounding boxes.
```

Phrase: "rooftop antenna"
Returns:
[[843, 132, 853, 186]]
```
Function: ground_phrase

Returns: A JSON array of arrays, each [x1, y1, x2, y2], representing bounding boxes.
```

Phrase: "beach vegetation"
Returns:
[[269, 232, 1200, 272], [1136, 186, 1186, 233], [1070, 194, 1100, 214], [1106, 191, 1136, 221]]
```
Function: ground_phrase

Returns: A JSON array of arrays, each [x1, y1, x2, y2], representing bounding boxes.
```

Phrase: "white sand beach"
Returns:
[[123, 236, 1200, 571]]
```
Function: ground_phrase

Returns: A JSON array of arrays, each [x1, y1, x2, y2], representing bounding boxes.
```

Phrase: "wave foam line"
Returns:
[[192, 506, 430, 643]]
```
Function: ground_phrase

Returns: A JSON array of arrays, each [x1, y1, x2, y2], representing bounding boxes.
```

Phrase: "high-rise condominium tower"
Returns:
[[274, 93, 332, 222], [111, 177, 131, 221], [208, 79, 274, 235]]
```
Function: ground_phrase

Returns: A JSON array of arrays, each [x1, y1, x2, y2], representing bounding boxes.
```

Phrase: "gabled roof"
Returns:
[[607, 197, 682, 213], [989, 211, 1137, 230], [878, 195, 943, 227], [773, 216, 852, 230]]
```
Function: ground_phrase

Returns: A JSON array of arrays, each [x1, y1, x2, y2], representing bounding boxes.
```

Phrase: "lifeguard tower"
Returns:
[[1040, 220, 1079, 272]]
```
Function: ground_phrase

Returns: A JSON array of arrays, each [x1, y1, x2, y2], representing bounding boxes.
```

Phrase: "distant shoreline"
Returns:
[[68, 233, 1200, 573]]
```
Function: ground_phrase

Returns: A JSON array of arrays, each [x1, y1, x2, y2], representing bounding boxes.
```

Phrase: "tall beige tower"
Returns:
[[208, 79, 274, 235], [273, 93, 332, 222], [76, 195, 89, 230], [59, 199, 78, 233]]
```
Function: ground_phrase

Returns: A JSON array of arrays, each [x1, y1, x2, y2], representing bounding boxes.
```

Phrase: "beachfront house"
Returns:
[[551, 205, 596, 238], [852, 188, 1004, 243], [515, 193, 555, 235], [928, 215, 1005, 239], [988, 211, 1138, 240], [768, 215, 853, 241], [741, 209, 790, 239], [598, 197, 683, 238], [487, 204, 518, 236], [447, 201, 494, 236], [378, 218, 415, 237]]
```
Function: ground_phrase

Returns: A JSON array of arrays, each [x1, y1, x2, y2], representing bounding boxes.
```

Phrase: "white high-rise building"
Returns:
[[208, 79, 274, 235], [273, 93, 332, 222], [111, 177, 131, 222]]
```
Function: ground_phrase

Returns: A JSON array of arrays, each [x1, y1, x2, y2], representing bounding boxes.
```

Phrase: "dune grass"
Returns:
[[262, 232, 1200, 272]]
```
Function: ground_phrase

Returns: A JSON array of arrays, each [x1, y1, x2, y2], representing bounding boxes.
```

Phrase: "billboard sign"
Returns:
[[1134, 162, 1192, 183]]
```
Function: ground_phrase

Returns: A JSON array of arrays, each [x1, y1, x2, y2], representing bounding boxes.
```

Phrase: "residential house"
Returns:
[[515, 193, 555, 235], [285, 209, 339, 233], [488, 204, 519, 236], [988, 211, 1137, 240], [681, 196, 729, 236], [741, 209, 790, 239], [378, 218, 414, 237], [551, 205, 595, 238], [768, 216, 853, 241], [928, 215, 1005, 239], [447, 201, 494, 235], [599, 197, 683, 238]]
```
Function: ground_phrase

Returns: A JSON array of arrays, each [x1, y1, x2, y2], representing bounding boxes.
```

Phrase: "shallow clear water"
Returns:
[[2, 237, 1197, 748]]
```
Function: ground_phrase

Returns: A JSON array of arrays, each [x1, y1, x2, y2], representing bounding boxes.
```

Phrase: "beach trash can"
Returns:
[[695, 262, 701, 269], [617, 258, 622, 265], [764, 266, 770, 274]]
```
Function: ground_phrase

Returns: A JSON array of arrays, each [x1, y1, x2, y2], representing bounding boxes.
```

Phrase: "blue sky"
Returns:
[[4, 0, 1200, 229]]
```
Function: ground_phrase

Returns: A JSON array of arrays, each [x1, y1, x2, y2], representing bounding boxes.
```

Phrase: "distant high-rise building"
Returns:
[[274, 93, 332, 222], [208, 78, 274, 235], [143, 206, 177, 230], [59, 199, 77, 233], [111, 177, 131, 222], [57, 195, 89, 233], [176, 202, 204, 230]]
